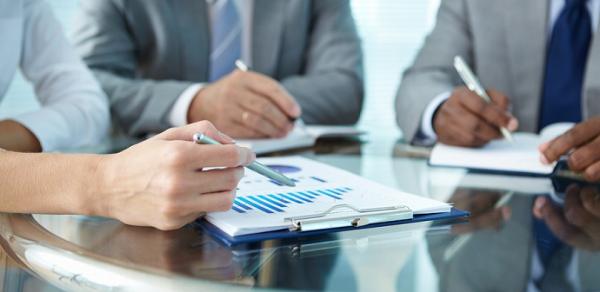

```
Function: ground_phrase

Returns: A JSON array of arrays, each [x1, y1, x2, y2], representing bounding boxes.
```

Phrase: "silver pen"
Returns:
[[453, 56, 514, 142], [193, 133, 296, 187]]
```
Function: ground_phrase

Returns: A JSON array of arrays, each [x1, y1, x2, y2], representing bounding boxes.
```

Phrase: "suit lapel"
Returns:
[[252, 0, 287, 76], [504, 0, 548, 131], [583, 18, 600, 118]]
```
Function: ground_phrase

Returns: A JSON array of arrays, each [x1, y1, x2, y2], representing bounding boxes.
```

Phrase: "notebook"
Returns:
[[237, 125, 363, 154], [204, 156, 452, 237], [429, 123, 574, 176]]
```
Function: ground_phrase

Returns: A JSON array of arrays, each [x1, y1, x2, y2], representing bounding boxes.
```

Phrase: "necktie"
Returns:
[[209, 0, 242, 82], [539, 0, 592, 130]]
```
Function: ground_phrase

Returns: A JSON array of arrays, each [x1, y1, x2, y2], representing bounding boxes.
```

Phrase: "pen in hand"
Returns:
[[193, 133, 297, 187], [453, 56, 514, 142]]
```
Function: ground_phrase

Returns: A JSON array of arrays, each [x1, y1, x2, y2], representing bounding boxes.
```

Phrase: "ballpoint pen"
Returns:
[[193, 133, 297, 187], [454, 56, 514, 142]]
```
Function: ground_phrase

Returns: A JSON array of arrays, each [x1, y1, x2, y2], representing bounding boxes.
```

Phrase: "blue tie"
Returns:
[[539, 0, 592, 130], [209, 0, 242, 82]]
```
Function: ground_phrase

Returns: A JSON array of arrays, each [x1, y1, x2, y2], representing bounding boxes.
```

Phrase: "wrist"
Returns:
[[83, 153, 118, 218], [187, 86, 213, 123]]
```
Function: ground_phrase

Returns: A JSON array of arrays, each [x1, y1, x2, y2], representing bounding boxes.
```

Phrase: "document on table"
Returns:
[[205, 156, 451, 237], [237, 125, 363, 155], [429, 123, 574, 175]]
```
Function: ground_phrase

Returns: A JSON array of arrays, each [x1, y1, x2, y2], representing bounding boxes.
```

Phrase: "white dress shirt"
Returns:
[[419, 0, 600, 142], [0, 0, 109, 151], [168, 0, 254, 127]]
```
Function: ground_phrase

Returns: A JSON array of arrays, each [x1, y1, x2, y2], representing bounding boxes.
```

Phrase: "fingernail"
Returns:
[[538, 142, 549, 152], [507, 118, 518, 132], [291, 104, 301, 117], [540, 154, 550, 165]]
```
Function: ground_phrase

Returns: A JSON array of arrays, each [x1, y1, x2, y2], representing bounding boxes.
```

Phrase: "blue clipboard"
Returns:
[[195, 208, 469, 246]]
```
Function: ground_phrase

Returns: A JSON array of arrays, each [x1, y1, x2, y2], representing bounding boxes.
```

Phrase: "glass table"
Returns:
[[2, 137, 600, 291]]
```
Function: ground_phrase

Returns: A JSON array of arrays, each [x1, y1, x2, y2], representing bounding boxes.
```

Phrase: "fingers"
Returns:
[[154, 121, 235, 144], [540, 118, 600, 164], [456, 88, 518, 131], [236, 71, 301, 118], [434, 87, 517, 147], [186, 167, 245, 195], [186, 190, 237, 214], [163, 141, 255, 169], [236, 91, 293, 136], [487, 89, 510, 111], [535, 196, 579, 242], [581, 186, 600, 217]]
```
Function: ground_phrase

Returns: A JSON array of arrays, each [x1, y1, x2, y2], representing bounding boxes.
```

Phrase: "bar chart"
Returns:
[[231, 187, 353, 214]]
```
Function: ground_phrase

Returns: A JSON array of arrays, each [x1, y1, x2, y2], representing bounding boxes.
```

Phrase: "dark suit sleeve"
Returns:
[[394, 0, 471, 140], [72, 0, 194, 136], [280, 0, 364, 125]]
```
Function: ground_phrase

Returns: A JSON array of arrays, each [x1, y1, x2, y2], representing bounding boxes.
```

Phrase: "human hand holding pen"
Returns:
[[187, 62, 301, 139], [433, 86, 519, 147]]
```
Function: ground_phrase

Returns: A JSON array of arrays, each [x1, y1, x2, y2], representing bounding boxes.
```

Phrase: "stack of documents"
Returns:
[[429, 123, 574, 176], [237, 125, 363, 154], [204, 157, 452, 237]]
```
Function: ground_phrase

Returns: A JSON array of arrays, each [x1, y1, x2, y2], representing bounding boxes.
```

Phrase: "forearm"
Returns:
[[0, 150, 106, 216], [0, 120, 42, 152]]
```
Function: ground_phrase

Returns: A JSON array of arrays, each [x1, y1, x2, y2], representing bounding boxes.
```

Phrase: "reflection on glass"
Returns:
[[427, 180, 600, 292]]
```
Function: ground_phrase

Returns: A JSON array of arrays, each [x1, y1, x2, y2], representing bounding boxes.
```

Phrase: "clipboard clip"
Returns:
[[284, 204, 413, 232]]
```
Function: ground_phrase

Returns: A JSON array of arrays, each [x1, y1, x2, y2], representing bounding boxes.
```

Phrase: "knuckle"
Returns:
[[162, 174, 184, 197], [218, 192, 235, 211], [164, 144, 187, 167], [159, 200, 182, 219], [584, 168, 600, 182]]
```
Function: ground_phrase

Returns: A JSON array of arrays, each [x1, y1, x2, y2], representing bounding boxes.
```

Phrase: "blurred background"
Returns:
[[0, 0, 441, 140]]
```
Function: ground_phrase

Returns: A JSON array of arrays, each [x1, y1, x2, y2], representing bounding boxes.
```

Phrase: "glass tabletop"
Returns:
[[2, 137, 600, 292]]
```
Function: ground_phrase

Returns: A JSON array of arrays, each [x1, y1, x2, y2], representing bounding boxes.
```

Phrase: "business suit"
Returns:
[[73, 0, 364, 136], [0, 0, 108, 151], [395, 0, 600, 141]]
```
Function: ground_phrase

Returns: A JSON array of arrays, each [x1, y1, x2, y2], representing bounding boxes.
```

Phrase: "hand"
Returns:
[[533, 184, 600, 251], [539, 117, 600, 182], [433, 87, 519, 147], [448, 189, 512, 235], [96, 121, 255, 230], [0, 120, 42, 152], [187, 70, 301, 139]]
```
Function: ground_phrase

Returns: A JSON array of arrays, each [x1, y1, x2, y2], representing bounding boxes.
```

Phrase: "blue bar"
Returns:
[[238, 197, 274, 214], [298, 191, 316, 199], [311, 176, 327, 183], [317, 190, 342, 200], [327, 189, 344, 196], [234, 200, 252, 210], [232, 206, 245, 213], [269, 194, 290, 204], [289, 192, 312, 203], [307, 191, 321, 197], [280, 193, 304, 204], [344, 187, 352, 191], [259, 195, 287, 208], [292, 178, 300, 183], [248, 196, 284, 212], [335, 188, 347, 193]]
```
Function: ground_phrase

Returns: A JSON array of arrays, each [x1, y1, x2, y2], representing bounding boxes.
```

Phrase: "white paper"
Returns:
[[236, 125, 363, 155], [206, 156, 451, 237], [429, 123, 574, 175]]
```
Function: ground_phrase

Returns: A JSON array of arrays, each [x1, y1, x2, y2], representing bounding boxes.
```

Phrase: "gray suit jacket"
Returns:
[[73, 0, 364, 136], [395, 0, 600, 141]]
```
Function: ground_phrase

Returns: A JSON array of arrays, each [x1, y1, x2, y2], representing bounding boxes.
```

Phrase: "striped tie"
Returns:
[[209, 0, 242, 82]]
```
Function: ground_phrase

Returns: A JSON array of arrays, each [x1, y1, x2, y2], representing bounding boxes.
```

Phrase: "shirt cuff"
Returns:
[[168, 84, 205, 127], [419, 91, 452, 141]]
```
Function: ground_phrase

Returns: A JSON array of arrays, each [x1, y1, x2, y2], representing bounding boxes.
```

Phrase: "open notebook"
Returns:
[[205, 156, 452, 237], [429, 123, 574, 176], [237, 125, 363, 154]]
